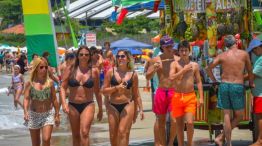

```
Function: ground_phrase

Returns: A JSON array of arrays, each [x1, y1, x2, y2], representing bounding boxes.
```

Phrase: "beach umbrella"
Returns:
[[151, 35, 161, 43], [57, 47, 66, 55], [20, 47, 27, 52], [9, 46, 18, 52], [141, 55, 150, 61], [0, 44, 10, 50]]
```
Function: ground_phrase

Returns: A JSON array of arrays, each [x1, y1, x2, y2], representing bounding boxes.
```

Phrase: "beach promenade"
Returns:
[[0, 73, 253, 146]]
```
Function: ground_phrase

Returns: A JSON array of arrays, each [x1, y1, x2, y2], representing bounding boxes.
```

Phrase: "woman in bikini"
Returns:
[[102, 50, 144, 146], [60, 46, 103, 146], [23, 57, 60, 146]]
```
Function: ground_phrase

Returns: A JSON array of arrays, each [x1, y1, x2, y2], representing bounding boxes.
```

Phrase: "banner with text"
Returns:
[[86, 33, 96, 47]]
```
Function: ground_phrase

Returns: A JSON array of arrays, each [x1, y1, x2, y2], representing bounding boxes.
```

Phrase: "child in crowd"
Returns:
[[10, 65, 24, 109]]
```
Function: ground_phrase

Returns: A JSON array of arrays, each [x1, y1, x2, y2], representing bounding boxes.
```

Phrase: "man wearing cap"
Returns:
[[248, 38, 262, 146], [206, 35, 254, 146], [146, 35, 179, 146]]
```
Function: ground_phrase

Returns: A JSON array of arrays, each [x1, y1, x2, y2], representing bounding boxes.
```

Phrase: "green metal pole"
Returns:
[[60, 0, 78, 48]]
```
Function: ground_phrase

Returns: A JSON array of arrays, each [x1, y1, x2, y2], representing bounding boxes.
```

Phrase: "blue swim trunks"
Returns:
[[99, 71, 104, 88], [217, 82, 245, 110]]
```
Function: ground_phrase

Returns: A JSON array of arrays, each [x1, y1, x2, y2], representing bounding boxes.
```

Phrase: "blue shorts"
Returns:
[[217, 82, 245, 110], [99, 71, 104, 88]]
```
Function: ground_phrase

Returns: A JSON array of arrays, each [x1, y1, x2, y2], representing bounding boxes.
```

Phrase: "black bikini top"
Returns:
[[110, 68, 135, 89], [68, 68, 94, 88]]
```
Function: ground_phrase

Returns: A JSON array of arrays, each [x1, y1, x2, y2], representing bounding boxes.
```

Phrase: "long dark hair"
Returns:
[[71, 46, 92, 76]]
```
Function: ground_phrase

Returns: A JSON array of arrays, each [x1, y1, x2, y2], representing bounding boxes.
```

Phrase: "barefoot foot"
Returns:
[[215, 134, 224, 146]]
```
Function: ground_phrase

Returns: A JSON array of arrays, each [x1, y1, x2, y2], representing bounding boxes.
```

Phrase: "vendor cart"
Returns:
[[194, 84, 254, 145]]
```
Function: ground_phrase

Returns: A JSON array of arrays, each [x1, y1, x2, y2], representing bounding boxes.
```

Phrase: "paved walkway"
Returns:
[[0, 73, 254, 146]]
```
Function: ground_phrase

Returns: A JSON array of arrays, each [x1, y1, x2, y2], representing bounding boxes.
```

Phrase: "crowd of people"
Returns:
[[0, 35, 261, 146]]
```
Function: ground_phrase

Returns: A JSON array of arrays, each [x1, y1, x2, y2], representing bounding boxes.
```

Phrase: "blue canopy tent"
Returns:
[[113, 48, 142, 55], [111, 37, 153, 55], [111, 37, 153, 49]]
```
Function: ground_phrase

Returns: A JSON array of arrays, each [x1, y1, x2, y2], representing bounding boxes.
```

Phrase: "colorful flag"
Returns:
[[117, 8, 128, 25], [22, 0, 58, 67], [122, 0, 154, 6], [112, 0, 121, 6], [113, 0, 154, 6]]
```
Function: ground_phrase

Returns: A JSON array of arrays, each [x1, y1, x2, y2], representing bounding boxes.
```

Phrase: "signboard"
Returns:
[[184, 0, 205, 13], [86, 33, 96, 47], [252, 0, 262, 9], [173, 0, 245, 12], [215, 0, 244, 11]]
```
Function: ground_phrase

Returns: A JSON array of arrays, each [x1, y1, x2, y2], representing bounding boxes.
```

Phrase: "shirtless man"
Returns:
[[146, 35, 179, 146], [90, 46, 103, 70], [169, 40, 204, 146], [103, 42, 115, 109], [103, 42, 114, 67], [206, 35, 254, 146], [58, 53, 75, 76]]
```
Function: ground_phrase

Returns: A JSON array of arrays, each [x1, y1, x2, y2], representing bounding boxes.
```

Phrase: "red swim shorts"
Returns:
[[254, 97, 262, 114], [153, 88, 175, 115]]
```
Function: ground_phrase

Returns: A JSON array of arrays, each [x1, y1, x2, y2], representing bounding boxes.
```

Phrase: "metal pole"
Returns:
[[86, 11, 88, 26]]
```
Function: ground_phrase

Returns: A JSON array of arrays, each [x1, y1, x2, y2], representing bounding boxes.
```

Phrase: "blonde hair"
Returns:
[[29, 57, 51, 88], [115, 50, 134, 71]]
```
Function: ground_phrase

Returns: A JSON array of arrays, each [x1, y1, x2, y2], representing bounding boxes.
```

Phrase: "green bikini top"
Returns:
[[30, 85, 51, 101]]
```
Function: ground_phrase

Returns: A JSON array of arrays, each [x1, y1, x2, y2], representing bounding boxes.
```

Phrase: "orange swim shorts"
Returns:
[[171, 92, 197, 118]]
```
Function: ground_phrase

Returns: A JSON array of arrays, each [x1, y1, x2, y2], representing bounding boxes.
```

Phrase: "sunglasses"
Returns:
[[79, 53, 90, 57], [116, 55, 126, 59], [39, 66, 48, 70]]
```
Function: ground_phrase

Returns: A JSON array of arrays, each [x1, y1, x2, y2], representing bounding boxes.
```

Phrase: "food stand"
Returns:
[[160, 0, 256, 143]]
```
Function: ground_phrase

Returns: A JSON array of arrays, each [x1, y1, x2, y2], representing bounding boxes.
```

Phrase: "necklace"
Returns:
[[117, 68, 127, 79]]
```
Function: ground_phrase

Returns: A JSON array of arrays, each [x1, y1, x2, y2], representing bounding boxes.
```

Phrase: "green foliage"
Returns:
[[0, 33, 25, 46], [0, 0, 22, 29], [70, 19, 89, 35], [101, 16, 160, 35], [57, 37, 73, 47], [253, 12, 262, 32]]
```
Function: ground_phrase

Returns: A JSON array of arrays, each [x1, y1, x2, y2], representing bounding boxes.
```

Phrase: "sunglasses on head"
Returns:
[[39, 66, 48, 70], [116, 55, 126, 59], [79, 53, 90, 57]]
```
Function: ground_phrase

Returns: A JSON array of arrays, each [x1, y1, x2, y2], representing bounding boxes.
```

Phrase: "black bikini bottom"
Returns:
[[110, 100, 133, 114], [69, 101, 94, 114]]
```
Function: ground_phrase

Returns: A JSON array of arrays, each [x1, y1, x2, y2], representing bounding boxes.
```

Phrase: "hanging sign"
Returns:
[[216, 0, 244, 11], [86, 33, 96, 47], [174, 0, 245, 12], [184, 0, 205, 13]]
